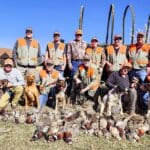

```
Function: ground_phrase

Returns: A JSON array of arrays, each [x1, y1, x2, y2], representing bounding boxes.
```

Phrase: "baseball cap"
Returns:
[[114, 34, 122, 40], [4, 58, 13, 66], [75, 29, 83, 35], [91, 37, 98, 42], [121, 62, 132, 69], [26, 27, 33, 33], [45, 59, 54, 66], [137, 32, 145, 37], [53, 32, 60, 36]]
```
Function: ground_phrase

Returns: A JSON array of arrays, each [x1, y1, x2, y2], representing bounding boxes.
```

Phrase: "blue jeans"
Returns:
[[39, 87, 56, 110], [139, 91, 150, 110], [66, 61, 82, 96], [143, 92, 150, 106], [71, 61, 82, 77], [54, 65, 64, 76], [129, 69, 147, 83], [39, 94, 48, 111]]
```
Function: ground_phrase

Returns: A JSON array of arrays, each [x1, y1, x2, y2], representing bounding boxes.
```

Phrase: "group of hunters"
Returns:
[[0, 27, 150, 116]]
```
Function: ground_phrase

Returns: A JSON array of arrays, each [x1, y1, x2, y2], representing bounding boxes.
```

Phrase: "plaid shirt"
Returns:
[[67, 40, 87, 63]]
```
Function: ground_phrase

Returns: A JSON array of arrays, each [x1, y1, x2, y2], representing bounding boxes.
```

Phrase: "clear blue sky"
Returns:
[[0, 0, 149, 54]]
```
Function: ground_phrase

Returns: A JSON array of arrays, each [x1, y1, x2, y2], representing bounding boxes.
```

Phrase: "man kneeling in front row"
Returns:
[[105, 62, 137, 115], [72, 55, 100, 108], [0, 58, 24, 110]]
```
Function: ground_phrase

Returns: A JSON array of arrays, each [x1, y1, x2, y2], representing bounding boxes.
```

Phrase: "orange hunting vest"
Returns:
[[78, 65, 99, 90], [128, 44, 150, 69], [47, 42, 65, 66], [17, 38, 39, 66], [106, 45, 127, 71], [86, 47, 103, 66]]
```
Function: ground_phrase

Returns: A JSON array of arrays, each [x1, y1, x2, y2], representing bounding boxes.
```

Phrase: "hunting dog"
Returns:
[[24, 73, 39, 108], [100, 86, 123, 116], [55, 79, 67, 111], [0, 79, 8, 99]]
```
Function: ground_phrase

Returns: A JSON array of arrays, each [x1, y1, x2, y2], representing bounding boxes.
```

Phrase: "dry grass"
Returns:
[[1, 120, 150, 150], [0, 105, 150, 150]]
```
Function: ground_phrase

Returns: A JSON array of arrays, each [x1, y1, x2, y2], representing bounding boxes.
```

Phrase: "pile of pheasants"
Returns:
[[0, 106, 150, 144]]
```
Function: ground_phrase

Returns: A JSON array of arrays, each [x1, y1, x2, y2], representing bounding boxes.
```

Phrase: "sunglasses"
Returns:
[[137, 36, 144, 38], [54, 34, 60, 37], [114, 37, 122, 41], [4, 64, 12, 67], [26, 30, 32, 33], [91, 40, 98, 42], [46, 63, 53, 66], [122, 67, 130, 71], [76, 34, 82, 36]]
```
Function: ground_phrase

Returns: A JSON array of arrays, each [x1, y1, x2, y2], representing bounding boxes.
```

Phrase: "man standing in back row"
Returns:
[[67, 29, 87, 77], [67, 29, 87, 95], [85, 37, 106, 81], [13, 27, 42, 79], [45, 32, 66, 76], [105, 34, 128, 73], [128, 32, 150, 83]]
